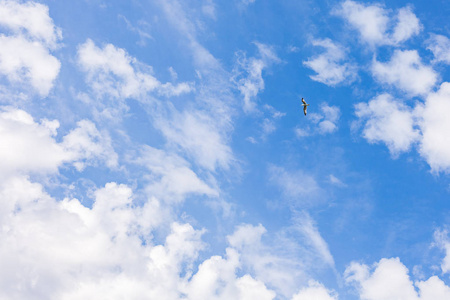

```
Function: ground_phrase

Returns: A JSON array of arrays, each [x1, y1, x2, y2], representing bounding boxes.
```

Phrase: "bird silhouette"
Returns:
[[301, 98, 309, 116]]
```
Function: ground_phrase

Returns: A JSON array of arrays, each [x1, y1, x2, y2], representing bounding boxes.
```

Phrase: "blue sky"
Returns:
[[1, 0, 450, 299]]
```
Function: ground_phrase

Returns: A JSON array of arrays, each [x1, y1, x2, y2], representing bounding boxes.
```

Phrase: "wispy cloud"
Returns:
[[232, 42, 281, 112]]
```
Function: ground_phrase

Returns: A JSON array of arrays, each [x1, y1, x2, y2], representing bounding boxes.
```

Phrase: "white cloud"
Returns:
[[0, 0, 62, 48], [433, 229, 450, 274], [334, 0, 388, 45], [62, 119, 118, 171], [418, 82, 450, 173], [372, 50, 437, 96], [78, 39, 193, 101], [427, 34, 450, 64], [0, 107, 118, 179], [226, 223, 308, 298], [0, 179, 305, 299], [0, 179, 167, 299], [294, 212, 335, 268], [392, 7, 422, 44], [303, 38, 357, 86], [131, 145, 219, 202], [291, 280, 338, 300], [232, 42, 281, 112], [334, 1, 421, 46], [296, 103, 340, 137], [345, 257, 450, 300], [0, 1, 61, 96], [154, 109, 234, 171], [355, 94, 420, 156]]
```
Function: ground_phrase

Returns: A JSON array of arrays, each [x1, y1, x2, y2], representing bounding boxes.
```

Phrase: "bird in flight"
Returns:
[[301, 98, 309, 116]]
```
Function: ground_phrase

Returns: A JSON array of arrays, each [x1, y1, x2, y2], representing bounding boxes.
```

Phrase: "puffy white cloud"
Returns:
[[355, 94, 420, 156], [0, 1, 61, 96], [334, 1, 421, 46], [427, 34, 450, 64], [0, 178, 193, 299], [418, 82, 450, 173], [372, 50, 437, 96], [232, 42, 281, 112], [291, 280, 338, 300], [131, 145, 219, 202], [334, 0, 388, 45], [0, 0, 61, 48], [0, 179, 290, 299], [0, 107, 118, 178], [345, 257, 450, 300], [303, 38, 357, 86], [392, 7, 422, 44]]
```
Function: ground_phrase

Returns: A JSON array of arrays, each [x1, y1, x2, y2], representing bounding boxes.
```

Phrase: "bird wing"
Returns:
[[302, 98, 306, 105], [303, 105, 307, 115]]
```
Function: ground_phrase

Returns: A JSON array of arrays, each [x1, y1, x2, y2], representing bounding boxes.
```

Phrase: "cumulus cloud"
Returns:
[[303, 38, 357, 86], [0, 179, 299, 299], [372, 50, 437, 96], [427, 34, 450, 64], [345, 257, 450, 300], [0, 0, 61, 96], [0, 107, 117, 179], [232, 42, 281, 112], [291, 280, 338, 300], [334, 0, 421, 46], [418, 82, 450, 173], [355, 94, 419, 156], [354, 85, 450, 173]]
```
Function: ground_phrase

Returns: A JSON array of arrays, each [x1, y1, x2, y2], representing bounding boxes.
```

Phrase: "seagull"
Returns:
[[301, 98, 309, 116]]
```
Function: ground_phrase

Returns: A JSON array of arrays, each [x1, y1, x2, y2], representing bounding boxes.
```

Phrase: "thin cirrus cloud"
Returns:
[[303, 38, 357, 86], [232, 42, 281, 112]]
